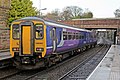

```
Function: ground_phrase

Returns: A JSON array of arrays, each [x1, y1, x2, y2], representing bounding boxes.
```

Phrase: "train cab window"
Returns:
[[35, 24, 43, 39], [12, 24, 19, 39]]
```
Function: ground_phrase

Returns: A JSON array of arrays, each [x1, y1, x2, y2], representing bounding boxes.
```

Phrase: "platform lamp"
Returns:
[[39, 0, 47, 17]]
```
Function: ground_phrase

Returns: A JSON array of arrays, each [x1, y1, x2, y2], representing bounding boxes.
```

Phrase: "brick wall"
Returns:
[[0, 0, 10, 50], [59, 19, 120, 27], [58, 18, 120, 44]]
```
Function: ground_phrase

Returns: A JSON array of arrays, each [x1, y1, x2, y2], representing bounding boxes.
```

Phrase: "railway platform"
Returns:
[[0, 50, 12, 60], [87, 45, 120, 80]]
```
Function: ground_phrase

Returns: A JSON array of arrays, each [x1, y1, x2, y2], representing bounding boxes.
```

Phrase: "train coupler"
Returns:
[[21, 57, 36, 64]]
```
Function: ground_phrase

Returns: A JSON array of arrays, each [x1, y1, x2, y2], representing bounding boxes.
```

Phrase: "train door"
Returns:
[[52, 28, 57, 53], [19, 22, 34, 56]]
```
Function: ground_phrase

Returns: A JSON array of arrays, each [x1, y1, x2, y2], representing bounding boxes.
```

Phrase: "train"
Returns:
[[10, 17, 97, 69]]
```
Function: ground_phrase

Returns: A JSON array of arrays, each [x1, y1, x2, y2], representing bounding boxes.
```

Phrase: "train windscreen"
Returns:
[[35, 24, 43, 39], [12, 24, 19, 39]]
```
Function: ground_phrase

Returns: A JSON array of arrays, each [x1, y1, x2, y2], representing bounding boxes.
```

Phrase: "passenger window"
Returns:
[[79, 33, 81, 39], [35, 24, 43, 39], [76, 33, 79, 39], [50, 29, 55, 39], [87, 34, 89, 39], [12, 24, 19, 39], [63, 31, 67, 40], [50, 30, 52, 39], [73, 33, 75, 40], [91, 34, 93, 38], [81, 33, 84, 39], [68, 32, 72, 40]]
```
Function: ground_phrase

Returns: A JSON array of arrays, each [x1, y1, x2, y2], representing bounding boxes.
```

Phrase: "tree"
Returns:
[[82, 9, 93, 18], [60, 10, 71, 20], [114, 8, 120, 17], [44, 9, 61, 21], [8, 0, 38, 24], [61, 6, 83, 20], [44, 6, 93, 21]]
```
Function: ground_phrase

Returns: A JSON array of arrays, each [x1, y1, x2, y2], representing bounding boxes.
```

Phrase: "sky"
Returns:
[[31, 0, 120, 18]]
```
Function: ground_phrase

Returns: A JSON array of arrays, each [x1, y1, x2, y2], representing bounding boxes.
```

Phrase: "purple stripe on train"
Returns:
[[46, 40, 79, 55]]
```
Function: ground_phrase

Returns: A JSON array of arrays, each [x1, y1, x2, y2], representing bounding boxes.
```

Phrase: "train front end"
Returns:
[[10, 18, 46, 69]]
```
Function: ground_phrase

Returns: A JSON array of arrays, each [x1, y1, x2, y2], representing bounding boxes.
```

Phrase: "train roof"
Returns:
[[13, 17, 91, 32]]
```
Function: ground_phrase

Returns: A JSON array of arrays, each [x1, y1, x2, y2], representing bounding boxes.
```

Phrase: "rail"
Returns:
[[58, 45, 110, 80], [0, 45, 110, 80]]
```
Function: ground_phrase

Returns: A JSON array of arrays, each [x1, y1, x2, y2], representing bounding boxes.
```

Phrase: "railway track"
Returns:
[[0, 67, 48, 80], [29, 45, 109, 80], [0, 67, 21, 80], [27, 45, 109, 80], [2, 45, 110, 80], [59, 45, 110, 80]]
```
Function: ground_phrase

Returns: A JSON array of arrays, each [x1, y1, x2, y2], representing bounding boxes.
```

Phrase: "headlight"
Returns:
[[36, 48, 44, 52], [12, 47, 19, 51]]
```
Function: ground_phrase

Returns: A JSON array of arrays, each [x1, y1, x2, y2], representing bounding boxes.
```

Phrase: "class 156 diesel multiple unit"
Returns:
[[10, 17, 97, 69]]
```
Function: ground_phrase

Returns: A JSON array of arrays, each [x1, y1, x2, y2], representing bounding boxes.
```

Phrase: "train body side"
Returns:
[[45, 24, 97, 56]]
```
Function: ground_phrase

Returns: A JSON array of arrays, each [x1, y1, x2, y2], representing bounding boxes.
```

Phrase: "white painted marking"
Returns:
[[45, 21, 91, 32], [86, 45, 112, 80]]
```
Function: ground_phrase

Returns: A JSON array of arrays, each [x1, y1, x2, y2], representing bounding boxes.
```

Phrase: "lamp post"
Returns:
[[39, 0, 47, 17], [39, 8, 47, 17]]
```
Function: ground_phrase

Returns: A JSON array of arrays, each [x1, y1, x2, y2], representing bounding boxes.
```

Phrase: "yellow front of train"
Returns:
[[10, 18, 46, 69]]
